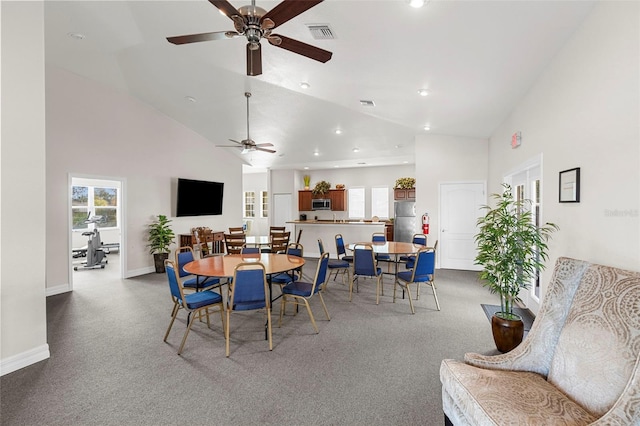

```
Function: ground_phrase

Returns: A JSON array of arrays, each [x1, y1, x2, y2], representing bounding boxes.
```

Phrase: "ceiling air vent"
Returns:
[[360, 100, 376, 107], [306, 24, 335, 40]]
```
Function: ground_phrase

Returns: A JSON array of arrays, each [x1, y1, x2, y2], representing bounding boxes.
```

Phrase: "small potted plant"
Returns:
[[312, 180, 331, 196], [147, 214, 175, 273], [475, 184, 558, 352], [394, 177, 416, 189], [303, 175, 311, 190]]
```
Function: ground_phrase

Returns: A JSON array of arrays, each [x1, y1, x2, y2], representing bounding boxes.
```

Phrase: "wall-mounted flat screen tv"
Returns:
[[176, 178, 224, 217]]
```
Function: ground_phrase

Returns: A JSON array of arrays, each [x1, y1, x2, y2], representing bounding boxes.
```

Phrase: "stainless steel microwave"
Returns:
[[312, 198, 331, 210]]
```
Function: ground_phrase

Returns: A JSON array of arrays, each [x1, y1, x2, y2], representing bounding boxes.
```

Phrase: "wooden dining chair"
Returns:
[[224, 233, 246, 255], [228, 227, 245, 234], [269, 231, 290, 254], [191, 227, 213, 258]]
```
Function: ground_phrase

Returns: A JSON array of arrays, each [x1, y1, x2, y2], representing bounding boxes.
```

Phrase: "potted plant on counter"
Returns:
[[475, 183, 558, 352], [303, 175, 311, 190], [312, 180, 331, 197], [147, 214, 175, 273]]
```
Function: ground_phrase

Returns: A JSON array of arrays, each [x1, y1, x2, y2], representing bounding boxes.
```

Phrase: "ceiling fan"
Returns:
[[216, 92, 276, 154], [166, 0, 332, 76]]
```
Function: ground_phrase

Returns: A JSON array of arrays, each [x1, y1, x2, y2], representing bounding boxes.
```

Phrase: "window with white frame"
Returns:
[[72, 186, 119, 230], [348, 187, 365, 219], [371, 186, 389, 219], [244, 191, 256, 218], [260, 191, 268, 218]]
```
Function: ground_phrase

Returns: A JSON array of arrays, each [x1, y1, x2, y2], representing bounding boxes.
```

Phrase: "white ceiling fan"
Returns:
[[216, 92, 276, 154]]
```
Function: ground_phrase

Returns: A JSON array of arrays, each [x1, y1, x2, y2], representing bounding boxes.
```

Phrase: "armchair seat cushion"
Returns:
[[440, 359, 596, 425], [184, 290, 222, 309], [328, 259, 349, 269]]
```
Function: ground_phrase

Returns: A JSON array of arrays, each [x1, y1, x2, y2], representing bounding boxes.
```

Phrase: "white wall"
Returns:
[[46, 67, 245, 289], [415, 134, 489, 244], [488, 1, 640, 297], [1, 2, 50, 374]]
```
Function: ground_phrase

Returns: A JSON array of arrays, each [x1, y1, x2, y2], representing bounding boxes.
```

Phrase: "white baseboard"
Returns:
[[125, 266, 155, 278], [0, 344, 50, 376], [46, 283, 71, 297]]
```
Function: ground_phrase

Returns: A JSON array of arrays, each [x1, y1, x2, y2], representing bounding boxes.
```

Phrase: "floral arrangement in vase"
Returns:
[[312, 180, 331, 196], [394, 177, 416, 189]]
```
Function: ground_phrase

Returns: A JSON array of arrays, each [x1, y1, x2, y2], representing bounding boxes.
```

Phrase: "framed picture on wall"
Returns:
[[559, 167, 580, 203]]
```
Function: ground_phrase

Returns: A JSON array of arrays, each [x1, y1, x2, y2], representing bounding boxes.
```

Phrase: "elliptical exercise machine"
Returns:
[[73, 213, 108, 271]]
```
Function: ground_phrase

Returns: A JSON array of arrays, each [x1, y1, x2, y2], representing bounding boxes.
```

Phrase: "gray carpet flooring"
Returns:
[[1, 256, 500, 426]]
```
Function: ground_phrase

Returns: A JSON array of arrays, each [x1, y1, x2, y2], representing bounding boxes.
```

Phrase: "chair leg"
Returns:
[[266, 307, 273, 351], [349, 271, 354, 302], [318, 292, 330, 321], [225, 308, 231, 357], [178, 312, 196, 355], [432, 282, 441, 311], [279, 295, 287, 327], [302, 299, 319, 334], [164, 306, 180, 342], [375, 276, 381, 305], [406, 284, 415, 314]]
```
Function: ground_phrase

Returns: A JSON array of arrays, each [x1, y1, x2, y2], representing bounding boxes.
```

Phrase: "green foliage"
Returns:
[[312, 180, 331, 196], [394, 177, 415, 189], [147, 214, 175, 254], [303, 175, 311, 187], [475, 184, 558, 319]]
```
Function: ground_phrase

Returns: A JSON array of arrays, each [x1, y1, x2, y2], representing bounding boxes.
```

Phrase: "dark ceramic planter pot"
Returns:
[[491, 313, 524, 353], [153, 252, 169, 273]]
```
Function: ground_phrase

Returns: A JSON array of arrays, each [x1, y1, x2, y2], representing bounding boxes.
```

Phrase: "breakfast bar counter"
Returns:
[[287, 220, 386, 258]]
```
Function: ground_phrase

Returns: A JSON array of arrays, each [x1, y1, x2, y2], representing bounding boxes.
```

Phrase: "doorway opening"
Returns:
[[69, 175, 125, 290]]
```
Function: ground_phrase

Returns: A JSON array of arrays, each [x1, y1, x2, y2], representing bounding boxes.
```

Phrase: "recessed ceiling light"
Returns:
[[357, 162, 367, 165], [418, 89, 429, 96], [185, 96, 197, 103], [395, 145, 402, 149], [300, 82, 310, 89], [408, 0, 427, 8], [424, 125, 431, 131], [403, 161, 409, 164], [334, 165, 339, 168], [67, 32, 85, 40], [303, 166, 309, 170], [335, 129, 342, 135], [352, 147, 359, 152], [360, 100, 375, 107], [314, 152, 319, 156]]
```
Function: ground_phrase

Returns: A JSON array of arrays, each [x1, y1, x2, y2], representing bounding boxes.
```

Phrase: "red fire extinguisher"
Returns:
[[422, 213, 430, 235]]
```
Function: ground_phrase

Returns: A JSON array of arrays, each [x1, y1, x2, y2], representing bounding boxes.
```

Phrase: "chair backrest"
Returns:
[[310, 252, 330, 293], [285, 242, 304, 258], [411, 248, 435, 282], [412, 233, 427, 246], [228, 227, 245, 234], [335, 234, 347, 256], [317, 238, 326, 254], [240, 244, 260, 254], [224, 233, 246, 254], [229, 262, 269, 311], [175, 246, 195, 278], [269, 226, 286, 234], [353, 243, 377, 276], [372, 232, 386, 243], [191, 227, 213, 256], [164, 259, 186, 302], [295, 229, 303, 245], [270, 231, 290, 253]]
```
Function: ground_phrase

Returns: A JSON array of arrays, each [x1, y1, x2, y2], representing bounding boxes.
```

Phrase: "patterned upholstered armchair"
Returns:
[[440, 257, 640, 425]]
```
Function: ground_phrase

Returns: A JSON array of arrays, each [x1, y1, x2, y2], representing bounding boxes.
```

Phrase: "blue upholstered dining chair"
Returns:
[[318, 238, 349, 287], [335, 234, 353, 263], [163, 260, 224, 355], [351, 243, 383, 304], [270, 243, 304, 286], [399, 234, 427, 267], [394, 248, 439, 313], [279, 252, 330, 333], [225, 262, 272, 357], [240, 244, 261, 254], [175, 247, 221, 294]]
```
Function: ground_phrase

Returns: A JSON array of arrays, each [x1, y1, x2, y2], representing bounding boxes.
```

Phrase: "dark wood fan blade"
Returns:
[[256, 147, 276, 153], [167, 31, 236, 45], [263, 0, 323, 29], [269, 34, 332, 63], [208, 0, 241, 19], [247, 43, 262, 76]]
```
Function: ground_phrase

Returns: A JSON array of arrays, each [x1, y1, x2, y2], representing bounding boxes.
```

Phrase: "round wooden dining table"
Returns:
[[346, 241, 426, 256], [183, 253, 305, 279]]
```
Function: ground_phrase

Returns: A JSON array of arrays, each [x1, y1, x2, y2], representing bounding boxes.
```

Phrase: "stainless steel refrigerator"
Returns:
[[394, 201, 416, 242]]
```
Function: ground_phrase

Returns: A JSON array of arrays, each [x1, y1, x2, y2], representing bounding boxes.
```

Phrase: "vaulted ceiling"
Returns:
[[44, 0, 596, 170]]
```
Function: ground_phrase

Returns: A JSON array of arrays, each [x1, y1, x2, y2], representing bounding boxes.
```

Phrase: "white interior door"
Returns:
[[439, 182, 485, 270]]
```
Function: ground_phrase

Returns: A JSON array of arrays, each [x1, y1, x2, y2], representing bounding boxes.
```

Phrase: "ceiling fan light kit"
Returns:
[[167, 0, 333, 76], [215, 92, 276, 155]]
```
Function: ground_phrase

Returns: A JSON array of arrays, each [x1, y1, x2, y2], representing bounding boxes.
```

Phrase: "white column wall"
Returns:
[[488, 1, 640, 296], [1, 1, 50, 375]]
